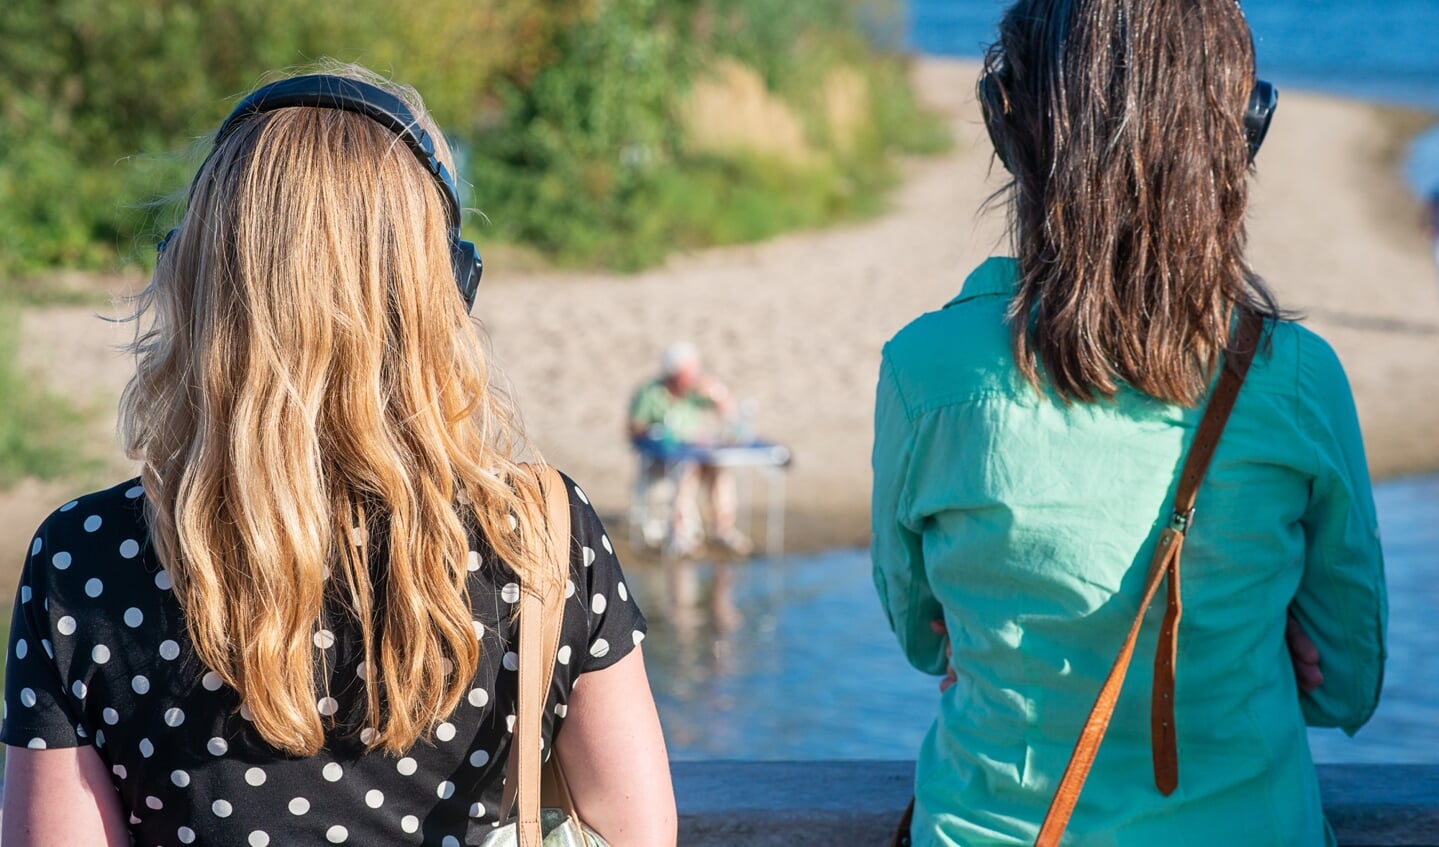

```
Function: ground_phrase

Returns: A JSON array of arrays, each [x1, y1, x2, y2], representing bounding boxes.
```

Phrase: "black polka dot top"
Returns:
[[2, 473, 647, 846]]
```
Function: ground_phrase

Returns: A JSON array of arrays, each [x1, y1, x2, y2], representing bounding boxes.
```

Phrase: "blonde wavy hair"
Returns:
[[120, 65, 556, 756]]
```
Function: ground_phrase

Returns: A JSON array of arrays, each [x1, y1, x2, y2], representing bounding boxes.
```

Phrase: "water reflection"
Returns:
[[635, 475, 1437, 763]]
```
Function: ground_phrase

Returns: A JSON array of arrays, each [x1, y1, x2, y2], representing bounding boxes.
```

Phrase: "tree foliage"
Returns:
[[0, 0, 944, 278]]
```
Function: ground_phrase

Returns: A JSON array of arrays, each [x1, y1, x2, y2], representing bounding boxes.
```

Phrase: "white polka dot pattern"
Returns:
[[1, 473, 648, 839]]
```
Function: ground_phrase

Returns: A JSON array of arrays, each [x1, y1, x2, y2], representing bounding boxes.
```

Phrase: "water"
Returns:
[[638, 474, 1438, 763], [906, 0, 1439, 196]]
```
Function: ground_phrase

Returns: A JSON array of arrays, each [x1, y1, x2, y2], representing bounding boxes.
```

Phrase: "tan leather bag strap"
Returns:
[[1036, 312, 1264, 847], [500, 464, 571, 847]]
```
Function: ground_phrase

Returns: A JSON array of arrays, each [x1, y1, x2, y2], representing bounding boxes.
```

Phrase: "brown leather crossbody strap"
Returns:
[[500, 465, 571, 847], [1036, 312, 1265, 847]]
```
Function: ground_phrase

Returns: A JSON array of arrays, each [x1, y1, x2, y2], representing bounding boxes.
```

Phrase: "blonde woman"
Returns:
[[2, 67, 676, 846]]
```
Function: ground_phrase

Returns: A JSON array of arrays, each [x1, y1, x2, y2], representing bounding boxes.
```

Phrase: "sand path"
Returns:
[[5, 59, 1437, 592]]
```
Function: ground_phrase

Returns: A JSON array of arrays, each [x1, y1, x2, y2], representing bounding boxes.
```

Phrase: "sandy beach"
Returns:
[[5, 58, 1437, 594]]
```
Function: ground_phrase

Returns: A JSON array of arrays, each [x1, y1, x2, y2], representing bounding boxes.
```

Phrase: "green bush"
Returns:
[[471, 0, 950, 268], [0, 0, 544, 283], [0, 0, 947, 283]]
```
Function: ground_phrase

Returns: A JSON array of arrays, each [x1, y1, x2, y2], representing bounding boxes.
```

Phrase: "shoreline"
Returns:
[[2, 58, 1437, 582]]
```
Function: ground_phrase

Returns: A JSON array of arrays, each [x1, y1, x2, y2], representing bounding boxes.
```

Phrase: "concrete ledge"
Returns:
[[674, 761, 1439, 846]]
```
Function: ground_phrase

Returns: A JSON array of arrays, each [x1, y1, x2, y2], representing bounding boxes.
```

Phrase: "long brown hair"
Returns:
[[983, 0, 1281, 405], [119, 64, 557, 756]]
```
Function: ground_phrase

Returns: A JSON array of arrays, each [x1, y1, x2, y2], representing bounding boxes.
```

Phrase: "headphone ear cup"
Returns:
[[1243, 80, 1277, 161], [978, 73, 1015, 174], [451, 235, 482, 312]]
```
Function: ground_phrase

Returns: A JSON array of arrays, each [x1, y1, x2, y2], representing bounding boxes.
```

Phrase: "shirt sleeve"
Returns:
[[2, 513, 85, 750], [560, 474, 647, 676], [1291, 335, 1387, 734], [871, 354, 947, 676], [628, 383, 662, 433]]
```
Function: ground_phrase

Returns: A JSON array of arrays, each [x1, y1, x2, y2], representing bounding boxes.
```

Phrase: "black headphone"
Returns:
[[978, 71, 1278, 172], [158, 75, 483, 310]]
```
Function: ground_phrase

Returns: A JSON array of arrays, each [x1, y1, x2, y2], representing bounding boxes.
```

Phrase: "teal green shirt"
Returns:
[[872, 258, 1386, 846]]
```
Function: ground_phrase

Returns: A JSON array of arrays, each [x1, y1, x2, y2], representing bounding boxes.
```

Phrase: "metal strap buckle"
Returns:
[[1169, 508, 1196, 533]]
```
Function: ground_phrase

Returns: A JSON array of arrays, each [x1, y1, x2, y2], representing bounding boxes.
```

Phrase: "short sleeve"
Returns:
[[559, 474, 647, 676], [628, 383, 662, 431], [2, 514, 85, 750]]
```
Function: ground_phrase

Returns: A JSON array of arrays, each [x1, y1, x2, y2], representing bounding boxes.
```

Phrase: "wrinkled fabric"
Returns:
[[872, 258, 1386, 847]]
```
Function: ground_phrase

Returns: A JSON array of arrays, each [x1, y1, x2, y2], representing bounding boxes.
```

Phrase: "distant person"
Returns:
[[2, 66, 675, 846], [872, 1, 1386, 845], [629, 342, 752, 557]]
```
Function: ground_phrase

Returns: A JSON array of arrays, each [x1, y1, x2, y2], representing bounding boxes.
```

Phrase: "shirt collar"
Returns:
[[945, 256, 1018, 307]]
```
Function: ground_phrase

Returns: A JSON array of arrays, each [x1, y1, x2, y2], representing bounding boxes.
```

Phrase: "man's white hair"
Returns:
[[661, 341, 699, 376]]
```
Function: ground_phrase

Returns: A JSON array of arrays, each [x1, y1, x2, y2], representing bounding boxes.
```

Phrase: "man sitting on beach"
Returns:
[[628, 342, 753, 557]]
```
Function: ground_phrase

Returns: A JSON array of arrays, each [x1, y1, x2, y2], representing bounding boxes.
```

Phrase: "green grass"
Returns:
[[0, 301, 100, 488]]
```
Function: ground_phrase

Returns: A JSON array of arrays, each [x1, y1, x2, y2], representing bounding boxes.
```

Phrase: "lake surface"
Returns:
[[637, 474, 1438, 763]]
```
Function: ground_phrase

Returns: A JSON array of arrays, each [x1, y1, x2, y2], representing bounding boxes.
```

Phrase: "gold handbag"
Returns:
[[481, 465, 609, 847]]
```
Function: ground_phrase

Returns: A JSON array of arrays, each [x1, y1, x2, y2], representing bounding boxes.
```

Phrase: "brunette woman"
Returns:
[[872, 1, 1386, 844]]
